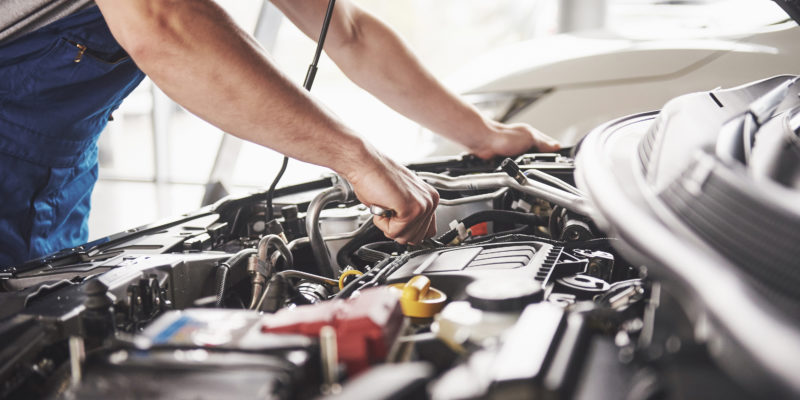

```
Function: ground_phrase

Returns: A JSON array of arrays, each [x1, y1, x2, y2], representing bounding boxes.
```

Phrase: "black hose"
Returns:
[[306, 186, 348, 278], [214, 248, 257, 308], [214, 265, 229, 308], [548, 205, 564, 240], [436, 210, 547, 244], [336, 219, 384, 268], [335, 257, 395, 299], [266, 156, 289, 222], [354, 241, 397, 264]]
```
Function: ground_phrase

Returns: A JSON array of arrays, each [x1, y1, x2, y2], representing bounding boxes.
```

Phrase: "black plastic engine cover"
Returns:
[[386, 241, 566, 300]]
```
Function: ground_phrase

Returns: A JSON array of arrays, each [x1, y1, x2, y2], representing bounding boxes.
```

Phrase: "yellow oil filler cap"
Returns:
[[390, 275, 447, 318]]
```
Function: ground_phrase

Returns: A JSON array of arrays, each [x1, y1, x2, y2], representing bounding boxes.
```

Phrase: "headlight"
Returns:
[[464, 89, 552, 123]]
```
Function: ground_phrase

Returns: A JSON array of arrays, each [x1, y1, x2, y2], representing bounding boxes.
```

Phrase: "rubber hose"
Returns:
[[549, 205, 565, 240], [336, 219, 383, 268], [214, 265, 229, 308], [266, 156, 289, 221], [306, 186, 347, 278], [214, 248, 257, 308]]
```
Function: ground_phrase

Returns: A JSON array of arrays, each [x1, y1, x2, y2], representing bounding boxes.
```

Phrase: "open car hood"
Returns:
[[774, 0, 800, 24], [575, 74, 800, 397]]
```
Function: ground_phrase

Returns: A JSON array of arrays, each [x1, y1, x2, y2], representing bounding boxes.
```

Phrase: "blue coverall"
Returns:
[[0, 7, 145, 266]]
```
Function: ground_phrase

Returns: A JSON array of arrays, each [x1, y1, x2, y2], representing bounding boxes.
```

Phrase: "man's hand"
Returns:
[[342, 150, 439, 245], [470, 120, 561, 160]]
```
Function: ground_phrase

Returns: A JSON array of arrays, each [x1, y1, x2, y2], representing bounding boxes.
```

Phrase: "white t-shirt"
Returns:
[[0, 0, 94, 44]]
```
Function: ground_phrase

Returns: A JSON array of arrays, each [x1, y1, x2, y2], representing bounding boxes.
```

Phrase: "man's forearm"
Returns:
[[95, 0, 372, 180], [274, 0, 491, 151], [324, 12, 491, 150], [94, 0, 440, 244], [273, 0, 558, 157]]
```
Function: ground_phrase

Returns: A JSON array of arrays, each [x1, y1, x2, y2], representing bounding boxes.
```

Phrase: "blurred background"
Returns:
[[88, 0, 790, 239]]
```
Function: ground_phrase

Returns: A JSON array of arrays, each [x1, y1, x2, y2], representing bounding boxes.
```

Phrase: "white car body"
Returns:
[[439, 1, 799, 148]]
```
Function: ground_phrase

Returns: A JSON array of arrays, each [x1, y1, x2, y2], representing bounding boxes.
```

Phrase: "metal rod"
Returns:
[[320, 325, 341, 394], [304, 0, 337, 91], [69, 336, 85, 386], [277, 270, 339, 286], [267, 0, 338, 221]]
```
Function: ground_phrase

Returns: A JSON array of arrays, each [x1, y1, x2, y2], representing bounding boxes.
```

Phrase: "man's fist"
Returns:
[[345, 150, 439, 245]]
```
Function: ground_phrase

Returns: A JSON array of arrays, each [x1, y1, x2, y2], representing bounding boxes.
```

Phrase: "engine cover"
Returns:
[[387, 241, 576, 300]]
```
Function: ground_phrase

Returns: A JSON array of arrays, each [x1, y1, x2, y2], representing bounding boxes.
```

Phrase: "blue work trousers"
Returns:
[[0, 7, 145, 266]]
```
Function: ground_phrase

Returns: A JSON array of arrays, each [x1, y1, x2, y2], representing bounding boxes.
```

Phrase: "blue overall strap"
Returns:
[[0, 6, 145, 266]]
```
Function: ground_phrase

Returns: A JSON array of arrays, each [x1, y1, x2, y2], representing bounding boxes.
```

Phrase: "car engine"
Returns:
[[1, 76, 799, 400]]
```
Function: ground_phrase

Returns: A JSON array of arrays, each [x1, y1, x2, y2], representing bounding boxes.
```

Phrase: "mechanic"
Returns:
[[0, 0, 559, 266]]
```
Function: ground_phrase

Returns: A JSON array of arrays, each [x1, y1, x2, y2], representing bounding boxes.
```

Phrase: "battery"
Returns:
[[262, 287, 403, 375]]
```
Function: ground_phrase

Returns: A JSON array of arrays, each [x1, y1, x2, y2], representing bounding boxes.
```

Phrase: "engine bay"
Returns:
[[0, 151, 648, 399], [2, 76, 800, 399]]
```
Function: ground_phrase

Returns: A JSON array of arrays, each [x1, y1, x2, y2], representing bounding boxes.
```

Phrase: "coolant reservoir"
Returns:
[[318, 204, 372, 267], [433, 279, 543, 352], [319, 205, 371, 236]]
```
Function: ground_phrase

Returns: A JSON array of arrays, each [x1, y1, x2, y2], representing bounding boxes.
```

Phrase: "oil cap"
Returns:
[[389, 275, 447, 318], [465, 279, 543, 312]]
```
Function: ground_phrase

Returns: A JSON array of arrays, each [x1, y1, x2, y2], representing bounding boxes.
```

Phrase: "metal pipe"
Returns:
[[276, 270, 339, 286], [69, 336, 84, 386], [248, 281, 264, 310], [306, 186, 348, 278], [246, 254, 268, 310], [524, 169, 583, 196], [320, 325, 341, 394], [418, 172, 593, 216], [251, 236, 293, 309], [256, 274, 286, 312], [438, 188, 508, 205], [257, 234, 293, 270]]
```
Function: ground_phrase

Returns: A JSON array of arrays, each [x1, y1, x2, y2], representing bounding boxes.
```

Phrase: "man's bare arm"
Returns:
[[94, 0, 438, 244], [272, 0, 560, 158]]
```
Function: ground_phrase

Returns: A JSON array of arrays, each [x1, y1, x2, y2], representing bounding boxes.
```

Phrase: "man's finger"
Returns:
[[371, 215, 394, 239], [372, 213, 419, 244], [534, 132, 561, 152], [425, 214, 437, 240]]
